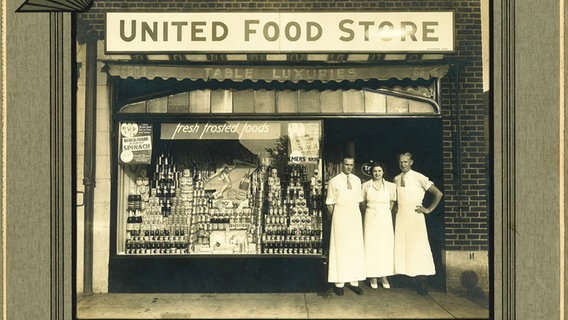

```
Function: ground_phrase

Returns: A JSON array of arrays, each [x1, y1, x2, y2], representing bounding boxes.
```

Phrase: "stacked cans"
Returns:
[[264, 168, 288, 237], [125, 161, 194, 254], [192, 172, 211, 246]]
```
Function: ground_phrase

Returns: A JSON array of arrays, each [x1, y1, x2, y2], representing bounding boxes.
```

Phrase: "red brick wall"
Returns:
[[77, 0, 488, 251]]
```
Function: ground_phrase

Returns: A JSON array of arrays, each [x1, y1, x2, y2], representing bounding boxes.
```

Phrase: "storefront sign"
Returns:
[[161, 121, 281, 140], [119, 122, 153, 164], [106, 12, 454, 53]]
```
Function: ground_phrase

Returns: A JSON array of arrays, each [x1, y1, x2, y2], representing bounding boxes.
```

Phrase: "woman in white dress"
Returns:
[[362, 162, 396, 289]]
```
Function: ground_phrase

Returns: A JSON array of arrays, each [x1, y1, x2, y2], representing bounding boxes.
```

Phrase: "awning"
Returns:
[[104, 62, 450, 83]]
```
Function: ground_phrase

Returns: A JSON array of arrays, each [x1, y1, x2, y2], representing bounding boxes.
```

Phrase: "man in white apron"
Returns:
[[326, 156, 365, 296], [393, 152, 443, 295]]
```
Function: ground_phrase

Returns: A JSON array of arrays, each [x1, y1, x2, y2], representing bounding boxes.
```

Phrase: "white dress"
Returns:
[[362, 179, 396, 278], [326, 173, 366, 283], [393, 170, 436, 276]]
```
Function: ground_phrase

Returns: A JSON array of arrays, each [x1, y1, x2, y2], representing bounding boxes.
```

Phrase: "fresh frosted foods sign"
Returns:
[[161, 122, 281, 140], [106, 12, 454, 53]]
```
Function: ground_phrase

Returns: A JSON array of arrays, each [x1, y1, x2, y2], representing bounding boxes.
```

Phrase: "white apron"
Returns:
[[394, 180, 435, 276], [364, 183, 395, 277], [328, 188, 366, 283]]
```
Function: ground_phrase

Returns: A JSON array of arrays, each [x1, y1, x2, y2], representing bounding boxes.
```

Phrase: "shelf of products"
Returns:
[[122, 153, 324, 256], [261, 166, 324, 254]]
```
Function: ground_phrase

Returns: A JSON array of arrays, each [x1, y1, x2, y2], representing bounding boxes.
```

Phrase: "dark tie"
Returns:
[[346, 175, 352, 189], [401, 173, 406, 187]]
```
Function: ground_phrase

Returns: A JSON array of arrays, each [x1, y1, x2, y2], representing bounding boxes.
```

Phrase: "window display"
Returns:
[[261, 165, 324, 254], [117, 120, 323, 256]]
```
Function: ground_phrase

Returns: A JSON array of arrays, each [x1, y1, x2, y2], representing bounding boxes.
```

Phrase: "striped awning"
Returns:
[[90, 37, 453, 83], [105, 62, 450, 83]]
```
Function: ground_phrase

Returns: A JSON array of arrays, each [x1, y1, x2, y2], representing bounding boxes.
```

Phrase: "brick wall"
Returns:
[[77, 0, 487, 252]]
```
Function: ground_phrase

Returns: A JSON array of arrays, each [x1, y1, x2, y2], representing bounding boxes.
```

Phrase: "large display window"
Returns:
[[116, 120, 323, 256]]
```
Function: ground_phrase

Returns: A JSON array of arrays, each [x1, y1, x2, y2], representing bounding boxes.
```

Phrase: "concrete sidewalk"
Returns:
[[76, 287, 490, 319]]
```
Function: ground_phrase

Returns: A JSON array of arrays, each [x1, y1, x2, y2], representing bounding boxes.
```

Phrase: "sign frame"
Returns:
[[105, 11, 456, 54]]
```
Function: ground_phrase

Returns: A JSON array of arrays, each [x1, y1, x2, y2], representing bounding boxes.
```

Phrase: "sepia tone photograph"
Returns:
[[1, 0, 565, 319], [79, 3, 490, 318]]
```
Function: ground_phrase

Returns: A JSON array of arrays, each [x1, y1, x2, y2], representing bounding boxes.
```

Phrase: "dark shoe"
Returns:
[[417, 286, 428, 295], [415, 276, 429, 295], [346, 284, 363, 295], [332, 286, 344, 296]]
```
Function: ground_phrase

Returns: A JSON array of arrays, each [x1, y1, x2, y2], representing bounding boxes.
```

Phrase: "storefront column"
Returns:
[[82, 31, 98, 296]]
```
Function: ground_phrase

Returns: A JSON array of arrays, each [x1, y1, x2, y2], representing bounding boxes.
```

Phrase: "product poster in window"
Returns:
[[288, 122, 321, 164], [119, 122, 153, 164]]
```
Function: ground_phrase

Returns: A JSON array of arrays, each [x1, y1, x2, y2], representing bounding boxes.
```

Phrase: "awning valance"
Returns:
[[104, 63, 450, 83]]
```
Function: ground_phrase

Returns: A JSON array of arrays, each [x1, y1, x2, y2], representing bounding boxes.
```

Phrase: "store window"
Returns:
[[116, 120, 323, 256], [119, 89, 439, 115]]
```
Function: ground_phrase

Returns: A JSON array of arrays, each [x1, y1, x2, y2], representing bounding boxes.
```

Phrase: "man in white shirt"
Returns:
[[326, 156, 365, 296], [393, 152, 443, 295]]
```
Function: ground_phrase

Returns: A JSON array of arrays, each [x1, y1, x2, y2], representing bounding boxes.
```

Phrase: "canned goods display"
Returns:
[[260, 164, 323, 255], [122, 152, 323, 256]]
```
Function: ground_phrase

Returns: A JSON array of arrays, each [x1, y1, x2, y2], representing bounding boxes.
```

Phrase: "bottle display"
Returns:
[[122, 154, 324, 255], [125, 157, 192, 254], [261, 165, 324, 255], [125, 154, 324, 255]]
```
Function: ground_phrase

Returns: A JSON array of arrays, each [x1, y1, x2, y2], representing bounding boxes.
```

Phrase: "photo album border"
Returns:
[[3, 0, 566, 319]]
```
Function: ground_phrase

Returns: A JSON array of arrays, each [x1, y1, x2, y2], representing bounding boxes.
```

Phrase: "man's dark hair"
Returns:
[[343, 155, 355, 162], [398, 152, 413, 160]]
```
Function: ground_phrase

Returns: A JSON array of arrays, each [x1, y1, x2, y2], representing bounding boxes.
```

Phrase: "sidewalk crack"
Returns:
[[303, 293, 311, 319], [429, 295, 457, 319]]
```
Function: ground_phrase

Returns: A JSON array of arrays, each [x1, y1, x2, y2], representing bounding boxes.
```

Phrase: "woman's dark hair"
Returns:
[[370, 161, 387, 177]]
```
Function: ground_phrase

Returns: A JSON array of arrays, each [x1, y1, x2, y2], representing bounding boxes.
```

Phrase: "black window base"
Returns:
[[108, 257, 328, 293]]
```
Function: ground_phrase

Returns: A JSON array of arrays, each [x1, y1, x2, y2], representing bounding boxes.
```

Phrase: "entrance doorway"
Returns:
[[323, 118, 446, 290]]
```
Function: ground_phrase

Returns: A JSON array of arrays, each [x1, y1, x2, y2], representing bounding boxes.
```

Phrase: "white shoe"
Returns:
[[380, 277, 390, 289], [369, 279, 378, 289]]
